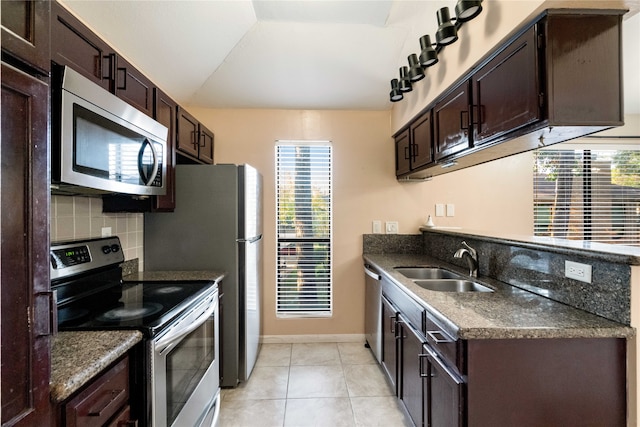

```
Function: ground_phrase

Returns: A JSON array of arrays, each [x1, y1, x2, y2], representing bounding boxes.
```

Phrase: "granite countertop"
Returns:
[[50, 330, 142, 402], [123, 270, 225, 283], [364, 253, 634, 341]]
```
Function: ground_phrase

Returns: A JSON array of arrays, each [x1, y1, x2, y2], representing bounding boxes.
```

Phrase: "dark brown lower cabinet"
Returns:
[[379, 284, 627, 427], [398, 317, 425, 427], [424, 345, 464, 427], [466, 338, 626, 427], [381, 296, 399, 394], [59, 355, 137, 427]]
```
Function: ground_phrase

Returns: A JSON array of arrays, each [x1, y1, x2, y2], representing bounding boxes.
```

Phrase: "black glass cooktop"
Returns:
[[56, 280, 216, 338]]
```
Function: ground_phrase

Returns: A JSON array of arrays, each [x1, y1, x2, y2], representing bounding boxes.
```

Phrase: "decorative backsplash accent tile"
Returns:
[[50, 195, 144, 270]]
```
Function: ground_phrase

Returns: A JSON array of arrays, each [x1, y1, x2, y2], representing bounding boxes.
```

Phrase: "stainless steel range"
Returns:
[[51, 237, 220, 427]]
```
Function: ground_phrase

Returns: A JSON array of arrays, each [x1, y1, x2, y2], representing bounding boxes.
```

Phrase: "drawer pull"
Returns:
[[88, 389, 125, 416], [427, 330, 453, 344]]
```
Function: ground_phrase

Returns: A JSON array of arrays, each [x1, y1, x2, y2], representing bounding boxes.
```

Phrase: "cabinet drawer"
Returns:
[[382, 277, 424, 333], [424, 312, 463, 375], [65, 356, 129, 427]]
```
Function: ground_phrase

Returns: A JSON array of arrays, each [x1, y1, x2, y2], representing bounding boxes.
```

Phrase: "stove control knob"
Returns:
[[110, 244, 120, 253], [102, 245, 112, 254]]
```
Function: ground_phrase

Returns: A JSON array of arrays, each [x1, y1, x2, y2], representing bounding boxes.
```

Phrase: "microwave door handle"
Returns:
[[138, 138, 159, 186]]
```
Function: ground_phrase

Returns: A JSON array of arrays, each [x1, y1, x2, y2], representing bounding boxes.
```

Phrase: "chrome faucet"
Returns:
[[454, 241, 478, 277]]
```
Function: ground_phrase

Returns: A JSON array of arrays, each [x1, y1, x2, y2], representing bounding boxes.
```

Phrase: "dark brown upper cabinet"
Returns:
[[411, 110, 434, 168], [51, 1, 113, 92], [395, 9, 624, 180], [395, 111, 434, 177], [434, 81, 472, 162], [51, 1, 155, 117], [114, 55, 154, 117], [395, 129, 411, 176], [177, 107, 214, 165], [471, 23, 539, 146], [1, 0, 50, 75], [153, 88, 178, 211]]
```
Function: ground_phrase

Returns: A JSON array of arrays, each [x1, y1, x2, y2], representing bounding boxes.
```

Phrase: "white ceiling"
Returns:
[[61, 1, 639, 113]]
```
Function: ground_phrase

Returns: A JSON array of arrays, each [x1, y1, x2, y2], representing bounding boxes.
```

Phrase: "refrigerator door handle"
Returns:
[[237, 235, 262, 244]]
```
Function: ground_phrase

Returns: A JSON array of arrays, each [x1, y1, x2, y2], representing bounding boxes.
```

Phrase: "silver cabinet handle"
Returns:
[[427, 330, 454, 343]]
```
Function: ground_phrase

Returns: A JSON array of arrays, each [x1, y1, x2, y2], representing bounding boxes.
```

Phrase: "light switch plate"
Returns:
[[446, 204, 455, 217], [435, 204, 445, 217], [372, 220, 382, 234]]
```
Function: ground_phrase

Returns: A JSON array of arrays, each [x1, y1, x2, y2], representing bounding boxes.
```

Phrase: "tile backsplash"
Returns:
[[50, 195, 144, 270]]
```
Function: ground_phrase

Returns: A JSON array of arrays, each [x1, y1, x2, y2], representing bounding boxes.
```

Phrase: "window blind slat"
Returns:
[[276, 143, 332, 316]]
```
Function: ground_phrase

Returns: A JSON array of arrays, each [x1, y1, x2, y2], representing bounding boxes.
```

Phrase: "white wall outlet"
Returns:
[[372, 220, 382, 234], [446, 203, 455, 217], [565, 260, 592, 283], [385, 221, 399, 234], [435, 204, 445, 217], [101, 227, 112, 237]]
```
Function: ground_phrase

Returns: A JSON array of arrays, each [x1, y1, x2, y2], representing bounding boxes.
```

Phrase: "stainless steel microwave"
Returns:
[[51, 66, 168, 196]]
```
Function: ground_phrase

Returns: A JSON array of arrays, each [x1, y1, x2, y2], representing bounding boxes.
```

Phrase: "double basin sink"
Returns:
[[394, 267, 493, 293]]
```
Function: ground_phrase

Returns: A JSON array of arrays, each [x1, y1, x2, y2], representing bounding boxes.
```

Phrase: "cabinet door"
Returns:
[[410, 110, 433, 169], [381, 296, 399, 394], [395, 129, 411, 176], [177, 107, 200, 160], [51, 1, 113, 91], [434, 81, 471, 161], [153, 88, 177, 211], [472, 25, 539, 146], [399, 319, 425, 427], [1, 62, 52, 427], [1, 0, 50, 74], [199, 123, 215, 165], [115, 55, 154, 116], [427, 351, 464, 427]]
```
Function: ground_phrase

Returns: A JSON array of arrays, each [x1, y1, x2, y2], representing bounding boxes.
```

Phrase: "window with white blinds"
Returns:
[[534, 148, 640, 246], [276, 142, 332, 316]]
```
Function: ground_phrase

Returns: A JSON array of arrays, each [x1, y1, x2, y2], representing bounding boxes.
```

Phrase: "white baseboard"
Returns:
[[261, 334, 365, 344]]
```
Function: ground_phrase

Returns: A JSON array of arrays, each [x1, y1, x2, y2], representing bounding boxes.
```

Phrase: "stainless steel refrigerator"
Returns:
[[144, 163, 262, 387]]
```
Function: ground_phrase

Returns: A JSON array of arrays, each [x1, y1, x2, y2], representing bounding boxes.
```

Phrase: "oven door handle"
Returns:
[[156, 299, 217, 356]]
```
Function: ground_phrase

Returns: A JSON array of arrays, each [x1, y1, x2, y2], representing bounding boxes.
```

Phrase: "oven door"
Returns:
[[152, 288, 220, 427]]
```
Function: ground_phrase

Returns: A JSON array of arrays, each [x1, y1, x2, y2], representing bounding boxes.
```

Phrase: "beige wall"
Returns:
[[187, 107, 533, 337]]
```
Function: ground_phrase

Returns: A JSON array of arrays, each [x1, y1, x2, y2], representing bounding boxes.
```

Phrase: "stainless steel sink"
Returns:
[[394, 267, 461, 280], [413, 279, 494, 293]]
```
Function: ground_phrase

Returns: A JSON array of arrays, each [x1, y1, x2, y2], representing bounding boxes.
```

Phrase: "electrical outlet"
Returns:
[[565, 260, 592, 283], [372, 220, 382, 234], [385, 221, 399, 234], [101, 227, 112, 237]]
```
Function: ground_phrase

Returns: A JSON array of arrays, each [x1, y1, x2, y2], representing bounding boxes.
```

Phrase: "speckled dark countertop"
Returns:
[[50, 330, 142, 402], [364, 253, 634, 340], [123, 270, 225, 282]]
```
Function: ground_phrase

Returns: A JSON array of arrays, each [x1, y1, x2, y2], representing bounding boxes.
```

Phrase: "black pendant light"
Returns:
[[389, 79, 403, 102], [399, 66, 412, 92], [419, 35, 438, 67], [407, 54, 425, 82], [455, 0, 483, 22], [435, 7, 458, 46]]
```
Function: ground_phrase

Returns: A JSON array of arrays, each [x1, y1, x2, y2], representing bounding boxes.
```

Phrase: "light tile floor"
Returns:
[[219, 342, 412, 427]]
